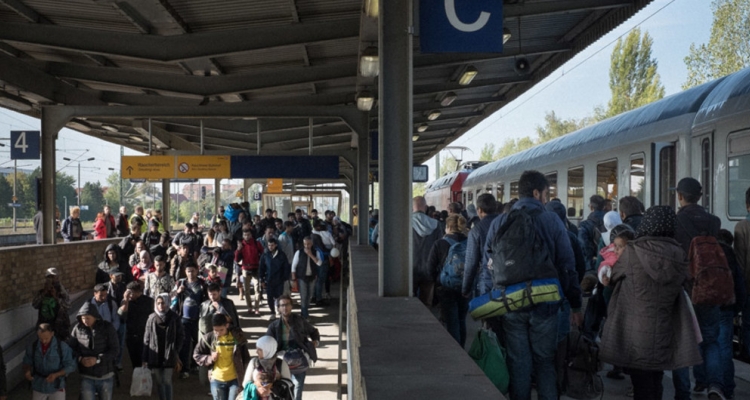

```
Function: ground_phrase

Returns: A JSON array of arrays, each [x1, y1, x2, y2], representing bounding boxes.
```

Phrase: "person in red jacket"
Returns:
[[93, 212, 107, 240], [235, 229, 264, 316]]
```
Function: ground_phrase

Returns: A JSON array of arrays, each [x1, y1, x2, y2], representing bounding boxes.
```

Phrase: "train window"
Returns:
[[630, 155, 645, 203], [496, 183, 505, 202], [510, 181, 519, 200], [546, 172, 558, 199], [659, 145, 676, 208], [701, 138, 712, 211], [568, 167, 584, 218], [596, 160, 618, 205], [728, 131, 750, 217]]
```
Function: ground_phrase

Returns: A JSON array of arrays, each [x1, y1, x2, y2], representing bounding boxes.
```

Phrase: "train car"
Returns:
[[462, 66, 750, 232], [425, 161, 486, 212]]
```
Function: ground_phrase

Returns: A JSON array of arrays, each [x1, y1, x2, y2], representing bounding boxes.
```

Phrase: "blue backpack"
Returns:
[[440, 237, 468, 291]]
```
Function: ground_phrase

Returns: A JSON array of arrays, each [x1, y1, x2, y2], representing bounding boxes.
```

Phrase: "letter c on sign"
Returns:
[[444, 0, 490, 33]]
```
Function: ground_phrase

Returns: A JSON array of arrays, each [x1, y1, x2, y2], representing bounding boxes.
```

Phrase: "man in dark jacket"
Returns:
[[260, 238, 291, 319], [115, 206, 129, 237], [619, 196, 644, 232], [578, 194, 606, 273], [413, 196, 444, 307], [118, 281, 153, 369], [462, 193, 499, 298], [68, 302, 119, 400], [484, 170, 582, 400], [174, 264, 208, 378], [671, 177, 724, 400]]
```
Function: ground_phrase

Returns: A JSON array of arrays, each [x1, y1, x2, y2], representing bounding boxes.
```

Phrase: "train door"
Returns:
[[652, 142, 676, 208], [693, 132, 713, 212]]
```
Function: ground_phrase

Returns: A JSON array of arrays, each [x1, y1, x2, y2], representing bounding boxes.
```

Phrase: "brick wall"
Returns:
[[0, 238, 119, 311]]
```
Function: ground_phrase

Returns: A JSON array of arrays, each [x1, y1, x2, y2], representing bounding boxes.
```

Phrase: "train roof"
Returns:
[[694, 67, 750, 125], [464, 70, 735, 188]]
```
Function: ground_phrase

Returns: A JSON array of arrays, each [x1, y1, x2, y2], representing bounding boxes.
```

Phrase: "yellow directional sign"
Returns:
[[121, 156, 174, 179], [176, 155, 231, 179], [266, 178, 283, 193]]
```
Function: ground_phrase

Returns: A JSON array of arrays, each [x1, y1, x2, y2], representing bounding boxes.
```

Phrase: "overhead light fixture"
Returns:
[[365, 0, 378, 18], [359, 47, 379, 78], [129, 135, 144, 142], [0, 91, 33, 112], [503, 27, 512, 44], [417, 123, 428, 133], [356, 90, 375, 111], [412, 134, 419, 142], [68, 119, 91, 132], [101, 124, 118, 133], [458, 66, 478, 86], [440, 92, 457, 107], [427, 110, 441, 120]]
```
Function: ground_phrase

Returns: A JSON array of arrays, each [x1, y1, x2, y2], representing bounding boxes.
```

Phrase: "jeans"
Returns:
[[32, 390, 66, 400], [80, 376, 114, 400], [291, 372, 307, 400], [718, 309, 736, 397], [298, 278, 314, 318], [674, 304, 722, 398], [557, 298, 571, 343], [440, 288, 469, 347], [180, 319, 199, 371], [210, 379, 239, 400], [629, 369, 664, 400], [313, 261, 329, 301], [152, 368, 174, 400], [502, 306, 558, 400], [116, 322, 126, 368], [743, 295, 750, 356], [243, 270, 261, 311]]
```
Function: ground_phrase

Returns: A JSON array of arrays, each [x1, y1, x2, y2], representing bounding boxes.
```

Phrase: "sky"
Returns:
[[0, 0, 715, 186]]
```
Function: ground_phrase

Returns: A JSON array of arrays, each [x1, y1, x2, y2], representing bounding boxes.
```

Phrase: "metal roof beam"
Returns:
[[0, 0, 51, 23], [155, 0, 190, 33], [0, 19, 360, 62], [111, 1, 152, 34], [132, 120, 198, 151], [504, 0, 633, 18], [412, 97, 504, 113], [43, 62, 357, 97], [413, 43, 571, 69], [413, 75, 531, 97]]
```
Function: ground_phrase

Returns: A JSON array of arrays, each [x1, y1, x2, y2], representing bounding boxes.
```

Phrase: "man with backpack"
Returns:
[[462, 193, 499, 299], [413, 196, 444, 307], [22, 323, 77, 399], [672, 177, 728, 400], [484, 170, 582, 400], [577, 195, 606, 273]]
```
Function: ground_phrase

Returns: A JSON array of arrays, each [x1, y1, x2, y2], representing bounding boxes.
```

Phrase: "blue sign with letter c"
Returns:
[[419, 0, 504, 53]]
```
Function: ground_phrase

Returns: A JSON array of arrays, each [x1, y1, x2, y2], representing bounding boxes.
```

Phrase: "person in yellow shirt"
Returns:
[[194, 314, 250, 400]]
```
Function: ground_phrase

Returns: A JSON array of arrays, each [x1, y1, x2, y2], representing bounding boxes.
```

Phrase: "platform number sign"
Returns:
[[10, 130, 40, 160]]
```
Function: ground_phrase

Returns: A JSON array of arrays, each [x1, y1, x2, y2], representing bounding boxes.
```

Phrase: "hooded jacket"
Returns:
[[578, 210, 606, 271], [599, 236, 702, 370], [462, 213, 499, 297], [96, 244, 132, 284], [674, 203, 721, 254], [68, 302, 119, 378], [412, 212, 444, 283]]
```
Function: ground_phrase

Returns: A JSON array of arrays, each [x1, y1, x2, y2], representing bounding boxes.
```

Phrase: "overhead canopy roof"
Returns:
[[0, 0, 653, 171]]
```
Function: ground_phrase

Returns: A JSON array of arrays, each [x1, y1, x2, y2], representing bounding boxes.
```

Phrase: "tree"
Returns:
[[79, 181, 105, 222], [598, 28, 665, 119], [104, 171, 123, 211], [28, 167, 76, 218], [413, 182, 426, 197], [0, 175, 12, 219], [495, 136, 535, 159], [479, 143, 498, 162], [683, 0, 750, 89], [535, 111, 590, 143], [438, 155, 459, 177]]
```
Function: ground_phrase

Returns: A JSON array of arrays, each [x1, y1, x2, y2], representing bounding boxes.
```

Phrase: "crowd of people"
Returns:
[[11, 202, 350, 400], [397, 170, 750, 400]]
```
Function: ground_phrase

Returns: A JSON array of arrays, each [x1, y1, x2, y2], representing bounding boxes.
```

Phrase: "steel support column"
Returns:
[[162, 179, 170, 232], [378, 0, 412, 297], [41, 108, 67, 244], [357, 117, 369, 245], [214, 178, 221, 223]]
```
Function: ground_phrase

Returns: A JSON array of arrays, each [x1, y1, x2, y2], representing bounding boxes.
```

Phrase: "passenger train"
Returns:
[[427, 66, 750, 231], [424, 161, 487, 212]]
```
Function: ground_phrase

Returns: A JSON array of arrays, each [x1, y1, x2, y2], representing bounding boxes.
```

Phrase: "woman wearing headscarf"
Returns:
[[599, 206, 702, 399], [241, 336, 292, 400], [143, 293, 185, 400], [132, 249, 155, 282]]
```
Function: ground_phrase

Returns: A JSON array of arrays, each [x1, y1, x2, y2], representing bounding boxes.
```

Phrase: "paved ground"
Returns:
[[8, 285, 346, 399]]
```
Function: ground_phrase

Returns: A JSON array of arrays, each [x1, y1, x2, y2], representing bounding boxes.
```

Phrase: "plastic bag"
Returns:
[[468, 328, 509, 394], [130, 366, 152, 396]]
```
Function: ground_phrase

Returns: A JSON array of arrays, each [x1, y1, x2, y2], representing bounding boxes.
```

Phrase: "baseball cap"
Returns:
[[46, 268, 58, 277], [676, 177, 702, 197]]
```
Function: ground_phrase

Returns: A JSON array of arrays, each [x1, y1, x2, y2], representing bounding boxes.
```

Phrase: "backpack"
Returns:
[[439, 237, 468, 291], [488, 207, 558, 288], [557, 330, 603, 400], [678, 218, 735, 306]]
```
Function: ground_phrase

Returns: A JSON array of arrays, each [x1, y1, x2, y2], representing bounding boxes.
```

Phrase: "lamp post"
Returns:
[[63, 196, 67, 219], [63, 156, 95, 206]]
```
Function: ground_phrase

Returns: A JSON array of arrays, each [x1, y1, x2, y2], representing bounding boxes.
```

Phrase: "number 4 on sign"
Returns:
[[14, 131, 28, 153]]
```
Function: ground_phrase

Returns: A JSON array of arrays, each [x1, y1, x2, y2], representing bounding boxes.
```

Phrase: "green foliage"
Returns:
[[79, 182, 106, 221], [683, 0, 750, 89], [479, 143, 498, 162], [598, 28, 664, 119], [495, 137, 536, 159], [412, 182, 426, 197], [535, 111, 591, 144], [0, 175, 12, 218], [439, 155, 459, 177]]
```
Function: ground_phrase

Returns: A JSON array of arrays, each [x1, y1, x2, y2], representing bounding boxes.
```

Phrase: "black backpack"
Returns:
[[489, 207, 558, 288], [557, 330, 603, 399]]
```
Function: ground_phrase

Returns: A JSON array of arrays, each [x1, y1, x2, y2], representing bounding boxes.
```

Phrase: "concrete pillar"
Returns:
[[357, 125, 370, 245], [214, 178, 221, 222], [162, 179, 170, 232], [378, 0, 413, 297], [41, 108, 66, 244]]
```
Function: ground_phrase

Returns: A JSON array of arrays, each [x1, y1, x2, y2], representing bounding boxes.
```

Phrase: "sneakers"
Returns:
[[708, 387, 727, 400]]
